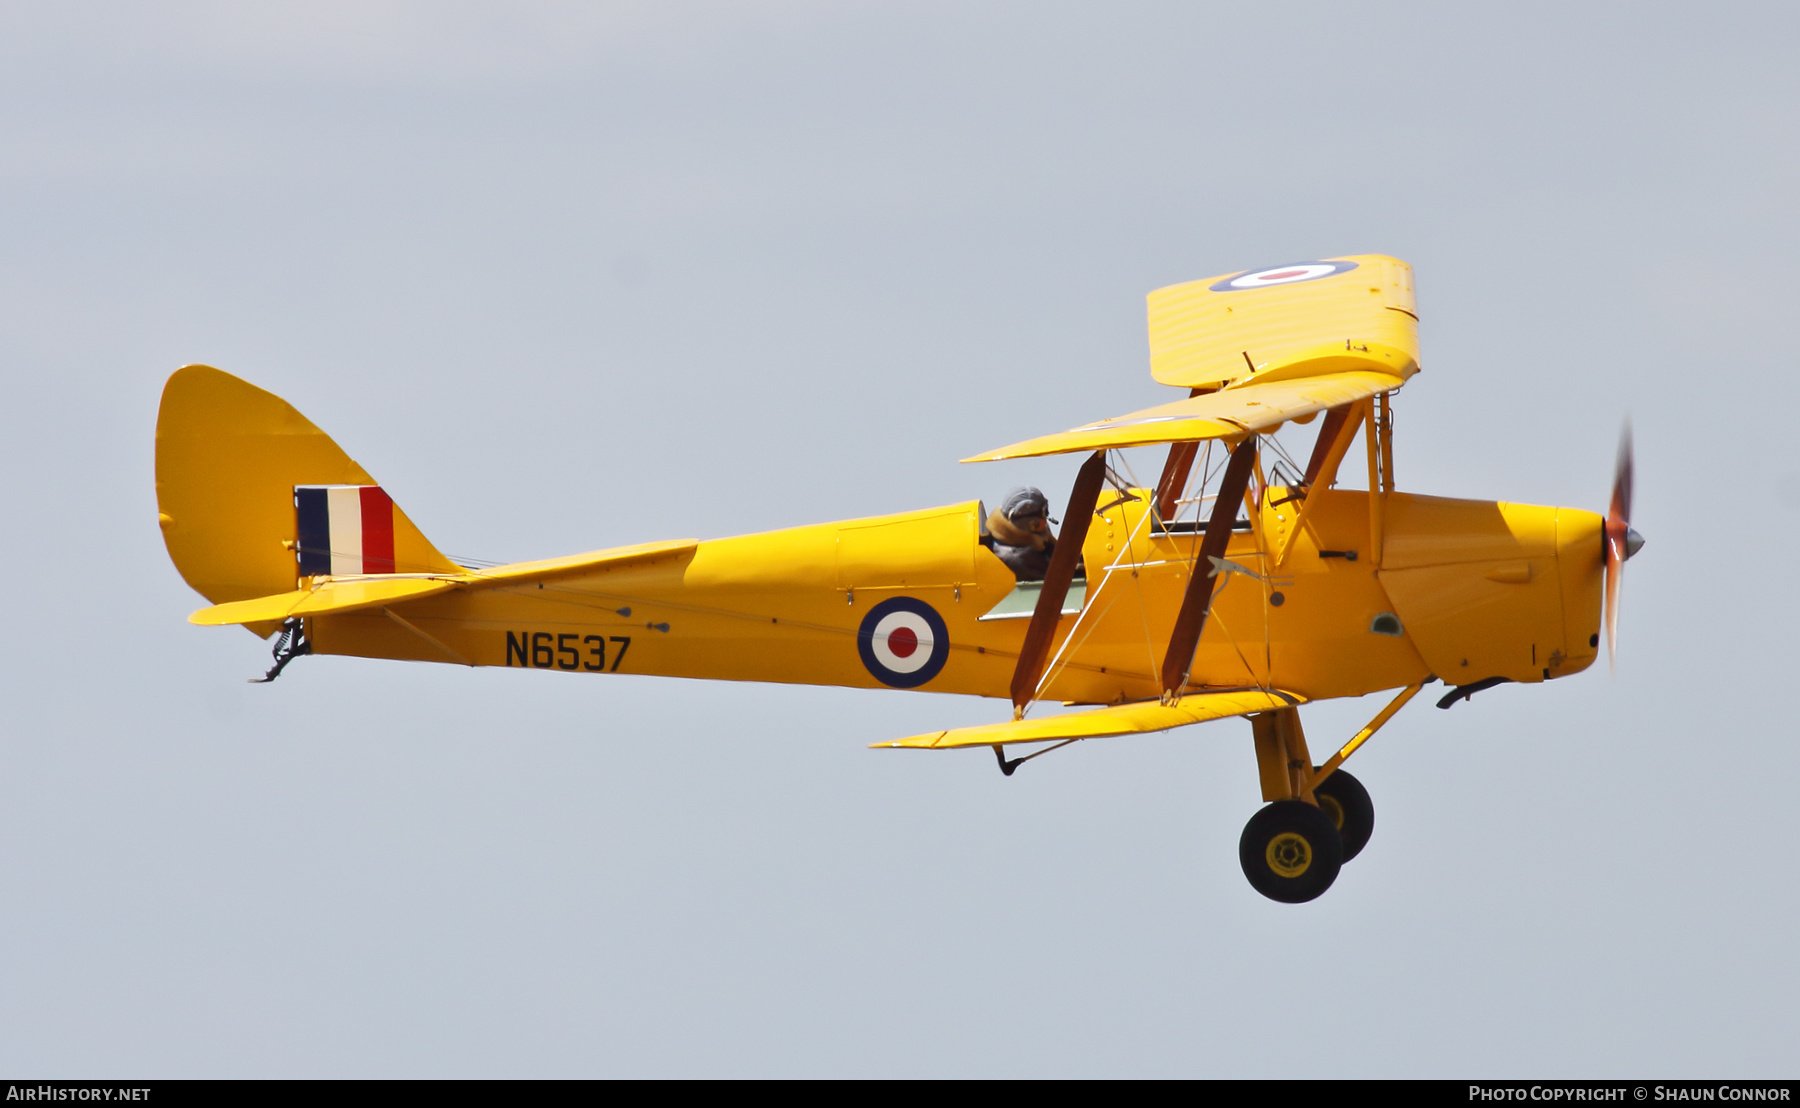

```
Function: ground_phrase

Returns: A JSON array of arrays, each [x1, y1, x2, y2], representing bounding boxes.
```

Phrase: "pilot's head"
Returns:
[[1003, 487, 1052, 534]]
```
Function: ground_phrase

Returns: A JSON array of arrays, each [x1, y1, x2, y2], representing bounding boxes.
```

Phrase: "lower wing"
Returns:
[[875, 688, 1303, 750]]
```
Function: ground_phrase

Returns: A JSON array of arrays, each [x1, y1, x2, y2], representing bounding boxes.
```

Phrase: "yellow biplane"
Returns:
[[155, 254, 1642, 903]]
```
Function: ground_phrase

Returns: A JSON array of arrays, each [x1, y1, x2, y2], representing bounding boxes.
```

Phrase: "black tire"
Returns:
[[1312, 767, 1375, 863], [1239, 800, 1344, 903]]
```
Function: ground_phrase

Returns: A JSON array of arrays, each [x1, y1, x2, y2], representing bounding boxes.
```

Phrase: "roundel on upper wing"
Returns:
[[1209, 260, 1358, 293], [856, 596, 950, 689]]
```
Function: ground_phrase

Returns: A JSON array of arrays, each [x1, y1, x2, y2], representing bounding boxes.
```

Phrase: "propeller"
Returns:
[[1603, 422, 1644, 668]]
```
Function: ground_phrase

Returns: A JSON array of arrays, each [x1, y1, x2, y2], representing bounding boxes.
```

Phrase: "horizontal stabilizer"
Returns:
[[189, 539, 701, 626], [190, 577, 456, 626], [874, 688, 1304, 750], [964, 368, 1401, 462]]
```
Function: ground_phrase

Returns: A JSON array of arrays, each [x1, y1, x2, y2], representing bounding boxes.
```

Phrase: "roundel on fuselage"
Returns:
[[856, 597, 949, 689]]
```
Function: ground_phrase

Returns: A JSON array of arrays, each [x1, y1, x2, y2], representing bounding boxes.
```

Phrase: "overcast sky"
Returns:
[[2, 0, 1796, 1077]]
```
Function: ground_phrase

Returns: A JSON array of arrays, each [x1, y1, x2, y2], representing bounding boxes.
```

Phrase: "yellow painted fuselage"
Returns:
[[309, 487, 1604, 706]]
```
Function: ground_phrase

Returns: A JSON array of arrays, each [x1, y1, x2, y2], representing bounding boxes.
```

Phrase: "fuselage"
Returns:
[[308, 485, 1604, 707]]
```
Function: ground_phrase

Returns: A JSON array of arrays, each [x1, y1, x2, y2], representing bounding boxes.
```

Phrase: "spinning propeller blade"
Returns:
[[1603, 422, 1642, 669]]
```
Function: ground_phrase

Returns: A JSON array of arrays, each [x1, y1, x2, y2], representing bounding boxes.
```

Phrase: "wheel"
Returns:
[[1311, 767, 1374, 863], [1239, 800, 1343, 903]]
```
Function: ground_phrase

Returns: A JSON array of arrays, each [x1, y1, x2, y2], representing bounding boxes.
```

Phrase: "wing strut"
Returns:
[[1365, 397, 1385, 565], [1302, 405, 1353, 486], [1160, 437, 1259, 700], [1274, 400, 1366, 569], [1154, 441, 1200, 523], [1009, 450, 1108, 718], [1377, 392, 1395, 492], [1152, 387, 1214, 521]]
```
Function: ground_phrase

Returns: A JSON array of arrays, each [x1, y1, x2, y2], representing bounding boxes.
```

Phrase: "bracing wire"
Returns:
[[1028, 449, 1164, 707], [1105, 449, 1171, 689]]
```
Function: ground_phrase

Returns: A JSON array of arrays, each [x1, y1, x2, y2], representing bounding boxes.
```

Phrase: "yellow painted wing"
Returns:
[[1149, 254, 1417, 390], [964, 368, 1399, 462], [874, 688, 1304, 749]]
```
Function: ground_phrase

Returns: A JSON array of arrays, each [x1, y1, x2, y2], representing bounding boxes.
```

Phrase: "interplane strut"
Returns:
[[1159, 437, 1259, 700], [1008, 450, 1108, 718]]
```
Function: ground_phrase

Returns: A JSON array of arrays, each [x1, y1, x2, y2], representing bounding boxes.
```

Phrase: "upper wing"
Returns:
[[1148, 254, 1417, 390], [963, 368, 1399, 462], [965, 253, 1420, 462], [874, 688, 1303, 749]]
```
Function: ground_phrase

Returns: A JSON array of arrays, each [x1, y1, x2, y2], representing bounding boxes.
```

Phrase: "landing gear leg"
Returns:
[[1242, 708, 1342, 902], [1240, 688, 1416, 897]]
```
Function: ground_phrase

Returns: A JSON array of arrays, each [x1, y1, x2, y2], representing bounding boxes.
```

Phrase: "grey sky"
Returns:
[[1, 1, 1795, 1077]]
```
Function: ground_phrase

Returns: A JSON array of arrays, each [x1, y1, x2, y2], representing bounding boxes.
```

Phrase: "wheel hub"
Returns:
[[1317, 794, 1345, 831], [1265, 832, 1312, 878]]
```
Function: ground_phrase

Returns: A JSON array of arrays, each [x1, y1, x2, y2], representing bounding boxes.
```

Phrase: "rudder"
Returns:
[[155, 365, 459, 623]]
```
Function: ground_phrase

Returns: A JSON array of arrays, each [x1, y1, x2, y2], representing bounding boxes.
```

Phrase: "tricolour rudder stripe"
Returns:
[[325, 486, 364, 575], [295, 487, 332, 576], [296, 485, 399, 575], [359, 486, 395, 574]]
